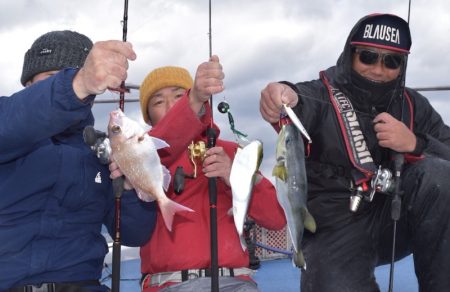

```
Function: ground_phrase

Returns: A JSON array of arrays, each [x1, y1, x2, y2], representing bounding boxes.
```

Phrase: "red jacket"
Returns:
[[140, 92, 286, 274]]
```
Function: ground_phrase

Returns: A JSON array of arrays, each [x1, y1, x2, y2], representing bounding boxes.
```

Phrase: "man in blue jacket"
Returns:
[[0, 30, 157, 291]]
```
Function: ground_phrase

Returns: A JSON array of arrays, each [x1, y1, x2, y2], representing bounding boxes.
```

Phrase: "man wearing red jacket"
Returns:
[[137, 57, 286, 291]]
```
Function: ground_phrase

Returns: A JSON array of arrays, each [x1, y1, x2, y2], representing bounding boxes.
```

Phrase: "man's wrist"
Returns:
[[410, 133, 427, 156], [72, 68, 90, 100], [188, 88, 206, 115]]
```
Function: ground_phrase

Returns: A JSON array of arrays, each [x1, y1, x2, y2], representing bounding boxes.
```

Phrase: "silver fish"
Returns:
[[229, 140, 263, 251], [108, 109, 193, 231], [273, 120, 316, 269]]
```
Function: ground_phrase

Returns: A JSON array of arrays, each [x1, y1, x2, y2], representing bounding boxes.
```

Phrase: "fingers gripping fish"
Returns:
[[108, 109, 194, 231], [273, 108, 316, 269], [229, 140, 263, 251]]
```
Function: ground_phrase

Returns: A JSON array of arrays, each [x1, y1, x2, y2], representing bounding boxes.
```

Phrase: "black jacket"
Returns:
[[285, 15, 450, 202]]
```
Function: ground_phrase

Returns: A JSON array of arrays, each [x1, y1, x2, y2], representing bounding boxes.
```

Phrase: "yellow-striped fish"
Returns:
[[273, 118, 316, 269]]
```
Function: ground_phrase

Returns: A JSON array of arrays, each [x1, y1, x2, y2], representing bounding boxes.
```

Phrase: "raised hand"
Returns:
[[189, 55, 225, 113], [73, 40, 136, 99], [260, 82, 298, 124]]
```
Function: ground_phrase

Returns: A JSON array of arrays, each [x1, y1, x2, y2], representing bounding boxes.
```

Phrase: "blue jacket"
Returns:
[[0, 69, 157, 290]]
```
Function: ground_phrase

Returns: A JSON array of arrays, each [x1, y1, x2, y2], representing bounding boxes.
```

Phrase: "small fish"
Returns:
[[108, 109, 193, 231], [229, 140, 263, 251], [273, 118, 316, 269]]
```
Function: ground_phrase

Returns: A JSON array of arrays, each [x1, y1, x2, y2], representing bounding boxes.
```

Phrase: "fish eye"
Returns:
[[111, 125, 121, 134]]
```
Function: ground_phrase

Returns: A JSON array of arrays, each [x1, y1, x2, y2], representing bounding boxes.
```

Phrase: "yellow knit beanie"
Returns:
[[140, 66, 194, 123]]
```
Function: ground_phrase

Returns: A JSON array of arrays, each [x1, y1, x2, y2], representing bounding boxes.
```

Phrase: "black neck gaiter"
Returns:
[[349, 70, 401, 112]]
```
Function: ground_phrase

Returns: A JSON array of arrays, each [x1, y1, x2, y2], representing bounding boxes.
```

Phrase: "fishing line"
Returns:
[[285, 90, 380, 120], [217, 99, 249, 143], [388, 2, 411, 291]]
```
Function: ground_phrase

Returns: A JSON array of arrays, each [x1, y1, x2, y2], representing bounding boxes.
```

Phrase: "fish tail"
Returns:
[[301, 207, 317, 233], [292, 249, 306, 270], [160, 198, 194, 232], [239, 235, 248, 251]]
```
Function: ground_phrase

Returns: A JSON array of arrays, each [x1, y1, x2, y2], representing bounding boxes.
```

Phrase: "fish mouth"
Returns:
[[110, 109, 123, 119]]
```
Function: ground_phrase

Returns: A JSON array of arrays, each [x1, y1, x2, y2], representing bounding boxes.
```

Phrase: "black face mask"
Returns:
[[350, 69, 401, 109]]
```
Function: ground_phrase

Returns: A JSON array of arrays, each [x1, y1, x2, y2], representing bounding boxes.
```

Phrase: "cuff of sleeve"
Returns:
[[410, 133, 428, 156], [62, 68, 95, 105], [279, 81, 299, 94]]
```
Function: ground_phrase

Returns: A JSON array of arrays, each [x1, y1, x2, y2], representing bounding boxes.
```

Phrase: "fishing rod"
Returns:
[[119, 0, 128, 112], [387, 2, 411, 292], [111, 1, 129, 291], [207, 0, 219, 291]]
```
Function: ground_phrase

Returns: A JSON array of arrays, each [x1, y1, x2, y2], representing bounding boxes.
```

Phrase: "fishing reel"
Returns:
[[83, 126, 112, 165], [188, 140, 207, 162], [349, 166, 395, 212], [370, 166, 395, 196], [188, 140, 207, 179], [173, 141, 206, 195]]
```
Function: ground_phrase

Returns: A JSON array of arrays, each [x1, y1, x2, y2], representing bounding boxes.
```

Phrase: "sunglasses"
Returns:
[[354, 48, 404, 70]]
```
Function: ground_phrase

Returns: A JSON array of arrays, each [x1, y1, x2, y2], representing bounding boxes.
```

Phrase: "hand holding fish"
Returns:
[[260, 82, 298, 124], [189, 55, 225, 114], [373, 112, 417, 152], [203, 146, 232, 187], [109, 161, 133, 190], [73, 40, 137, 99]]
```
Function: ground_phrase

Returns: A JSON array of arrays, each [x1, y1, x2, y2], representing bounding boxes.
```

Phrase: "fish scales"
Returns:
[[273, 121, 316, 269], [230, 140, 263, 250], [108, 109, 193, 232]]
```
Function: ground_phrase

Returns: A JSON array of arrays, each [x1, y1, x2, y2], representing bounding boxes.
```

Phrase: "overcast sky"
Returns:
[[1, 0, 449, 177]]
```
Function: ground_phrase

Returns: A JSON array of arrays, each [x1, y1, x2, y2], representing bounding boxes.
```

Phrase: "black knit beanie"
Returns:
[[21, 30, 93, 86]]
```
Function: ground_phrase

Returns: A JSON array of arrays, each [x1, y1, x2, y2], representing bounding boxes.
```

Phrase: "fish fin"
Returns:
[[149, 135, 170, 149], [253, 140, 263, 170], [302, 208, 317, 233], [253, 173, 263, 185], [160, 198, 194, 232], [135, 187, 156, 202], [272, 165, 287, 181], [292, 249, 306, 270], [232, 204, 245, 238], [162, 166, 171, 191], [239, 235, 248, 251]]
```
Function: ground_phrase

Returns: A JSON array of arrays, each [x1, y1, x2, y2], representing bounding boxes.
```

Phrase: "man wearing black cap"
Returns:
[[0, 31, 158, 291], [260, 13, 450, 292]]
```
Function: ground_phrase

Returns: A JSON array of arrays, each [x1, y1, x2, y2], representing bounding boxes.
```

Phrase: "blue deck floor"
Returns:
[[101, 247, 418, 291]]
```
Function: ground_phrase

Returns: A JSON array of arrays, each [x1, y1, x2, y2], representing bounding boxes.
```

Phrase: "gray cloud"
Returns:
[[2, 0, 449, 178]]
